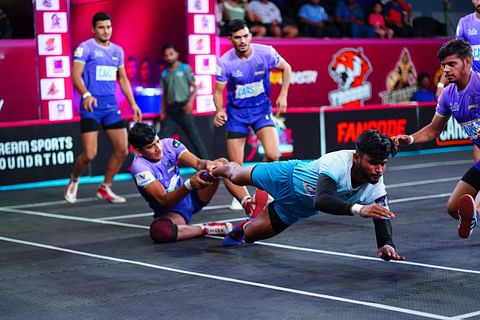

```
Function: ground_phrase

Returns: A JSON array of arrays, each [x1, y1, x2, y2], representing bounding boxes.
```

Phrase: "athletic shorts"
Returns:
[[80, 95, 123, 131], [153, 191, 207, 223], [251, 160, 318, 225], [226, 103, 275, 138]]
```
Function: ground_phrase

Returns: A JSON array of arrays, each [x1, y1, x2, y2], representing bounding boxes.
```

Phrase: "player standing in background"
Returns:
[[64, 12, 142, 204], [213, 19, 291, 209]]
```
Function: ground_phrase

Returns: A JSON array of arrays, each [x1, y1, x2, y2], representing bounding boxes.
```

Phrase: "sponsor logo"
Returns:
[[73, 47, 83, 58], [437, 117, 470, 146], [95, 65, 117, 81], [337, 119, 407, 144], [468, 28, 478, 36], [328, 48, 373, 107], [234, 80, 264, 99], [270, 70, 318, 85]]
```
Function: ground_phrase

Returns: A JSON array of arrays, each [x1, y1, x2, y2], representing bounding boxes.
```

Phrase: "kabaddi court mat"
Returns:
[[2, 150, 480, 320]]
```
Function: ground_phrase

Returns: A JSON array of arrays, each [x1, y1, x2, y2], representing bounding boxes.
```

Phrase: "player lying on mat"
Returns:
[[210, 129, 405, 261], [128, 122, 267, 243], [395, 39, 480, 239]]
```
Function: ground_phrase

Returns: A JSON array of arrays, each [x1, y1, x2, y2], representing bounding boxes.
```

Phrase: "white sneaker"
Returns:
[[64, 179, 79, 204], [96, 184, 126, 203], [229, 197, 243, 210], [202, 222, 233, 235]]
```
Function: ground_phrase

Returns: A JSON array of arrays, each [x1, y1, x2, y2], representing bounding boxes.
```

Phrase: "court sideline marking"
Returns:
[[0, 235, 453, 320], [2, 205, 480, 276]]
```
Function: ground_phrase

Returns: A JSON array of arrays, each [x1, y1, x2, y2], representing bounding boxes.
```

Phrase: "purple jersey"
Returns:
[[436, 71, 480, 147], [73, 38, 124, 96], [216, 43, 281, 108], [130, 138, 188, 215], [456, 13, 480, 72]]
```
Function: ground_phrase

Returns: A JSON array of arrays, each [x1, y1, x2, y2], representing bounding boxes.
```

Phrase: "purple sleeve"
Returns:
[[164, 138, 187, 160], [435, 88, 451, 117], [118, 46, 125, 67], [267, 45, 281, 68], [215, 58, 227, 83], [456, 18, 466, 40], [73, 41, 90, 63]]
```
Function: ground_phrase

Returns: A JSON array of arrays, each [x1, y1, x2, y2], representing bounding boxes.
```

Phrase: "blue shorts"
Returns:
[[226, 103, 275, 137], [80, 95, 122, 128], [153, 191, 206, 223], [251, 160, 318, 225]]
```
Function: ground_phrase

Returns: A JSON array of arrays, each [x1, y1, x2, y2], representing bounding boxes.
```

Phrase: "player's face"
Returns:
[[93, 20, 112, 43], [358, 153, 387, 184], [473, 0, 480, 15], [139, 136, 163, 162], [441, 55, 471, 84], [229, 27, 252, 54], [163, 48, 179, 65]]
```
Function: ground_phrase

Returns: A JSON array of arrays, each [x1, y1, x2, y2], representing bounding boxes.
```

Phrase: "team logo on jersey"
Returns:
[[232, 70, 243, 78], [94, 50, 104, 57], [172, 139, 181, 148], [468, 95, 478, 110], [134, 171, 155, 187], [73, 47, 84, 58], [468, 28, 478, 36], [328, 47, 372, 107], [254, 63, 265, 75]]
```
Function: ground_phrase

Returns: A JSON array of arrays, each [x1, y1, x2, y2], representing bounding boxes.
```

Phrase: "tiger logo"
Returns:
[[328, 48, 373, 107], [329, 48, 372, 91]]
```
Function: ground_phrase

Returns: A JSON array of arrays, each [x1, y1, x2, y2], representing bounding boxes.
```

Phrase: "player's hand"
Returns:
[[83, 96, 97, 112], [359, 203, 395, 219], [213, 110, 227, 127], [275, 95, 287, 117], [392, 134, 412, 146], [132, 104, 142, 122], [190, 171, 213, 189], [377, 245, 405, 261]]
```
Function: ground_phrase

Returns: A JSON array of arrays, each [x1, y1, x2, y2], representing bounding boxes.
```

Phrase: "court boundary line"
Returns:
[[2, 206, 480, 276], [0, 235, 452, 320]]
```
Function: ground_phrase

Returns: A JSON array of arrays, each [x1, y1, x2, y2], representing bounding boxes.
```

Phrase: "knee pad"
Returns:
[[150, 218, 178, 243]]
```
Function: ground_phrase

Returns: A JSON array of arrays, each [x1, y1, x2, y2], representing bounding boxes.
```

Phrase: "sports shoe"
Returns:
[[229, 197, 243, 210], [223, 219, 251, 246], [458, 194, 478, 239], [244, 189, 269, 218], [64, 179, 79, 204], [201, 222, 233, 236], [96, 184, 126, 204]]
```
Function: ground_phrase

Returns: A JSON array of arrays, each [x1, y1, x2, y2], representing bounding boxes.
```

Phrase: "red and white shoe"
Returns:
[[458, 194, 478, 239], [96, 184, 126, 204], [244, 188, 269, 218], [202, 222, 233, 236], [64, 179, 79, 204]]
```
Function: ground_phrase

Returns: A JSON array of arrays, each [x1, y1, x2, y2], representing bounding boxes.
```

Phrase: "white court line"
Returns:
[[0, 235, 451, 320], [387, 177, 459, 189], [390, 193, 452, 204], [451, 310, 480, 320], [3, 206, 480, 276]]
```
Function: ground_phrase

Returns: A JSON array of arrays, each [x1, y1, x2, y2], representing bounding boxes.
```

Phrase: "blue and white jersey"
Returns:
[[292, 150, 387, 207], [456, 13, 480, 72], [73, 38, 124, 96], [216, 43, 281, 108]]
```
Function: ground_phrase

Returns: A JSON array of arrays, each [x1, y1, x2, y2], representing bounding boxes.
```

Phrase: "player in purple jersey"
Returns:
[[64, 12, 142, 205], [214, 19, 291, 209], [436, 0, 480, 99], [395, 39, 480, 239], [128, 123, 268, 243]]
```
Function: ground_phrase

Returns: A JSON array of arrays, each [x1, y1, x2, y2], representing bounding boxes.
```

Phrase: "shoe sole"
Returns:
[[458, 194, 475, 239]]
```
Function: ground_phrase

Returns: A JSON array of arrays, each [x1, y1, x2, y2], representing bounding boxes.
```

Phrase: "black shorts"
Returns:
[[80, 118, 125, 133], [268, 202, 289, 234]]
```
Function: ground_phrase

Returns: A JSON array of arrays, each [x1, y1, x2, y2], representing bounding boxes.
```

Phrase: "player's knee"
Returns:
[[81, 151, 97, 163], [150, 218, 178, 243]]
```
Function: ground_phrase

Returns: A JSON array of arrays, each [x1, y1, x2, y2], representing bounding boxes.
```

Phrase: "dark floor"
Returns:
[[1, 150, 480, 319]]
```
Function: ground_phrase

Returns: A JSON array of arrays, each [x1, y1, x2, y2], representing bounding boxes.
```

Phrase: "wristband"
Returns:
[[407, 135, 415, 145], [351, 204, 364, 215], [436, 82, 444, 89], [184, 179, 193, 191], [82, 92, 92, 99]]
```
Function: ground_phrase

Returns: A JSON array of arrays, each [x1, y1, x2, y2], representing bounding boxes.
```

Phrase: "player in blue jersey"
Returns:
[[214, 19, 292, 209], [128, 122, 268, 243], [396, 39, 480, 239], [211, 129, 404, 261], [64, 12, 142, 204]]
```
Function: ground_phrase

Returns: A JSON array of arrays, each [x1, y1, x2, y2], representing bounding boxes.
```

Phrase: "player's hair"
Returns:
[[437, 39, 472, 61], [226, 19, 248, 35], [162, 43, 178, 53], [92, 12, 112, 28], [355, 130, 397, 160], [128, 123, 157, 149]]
